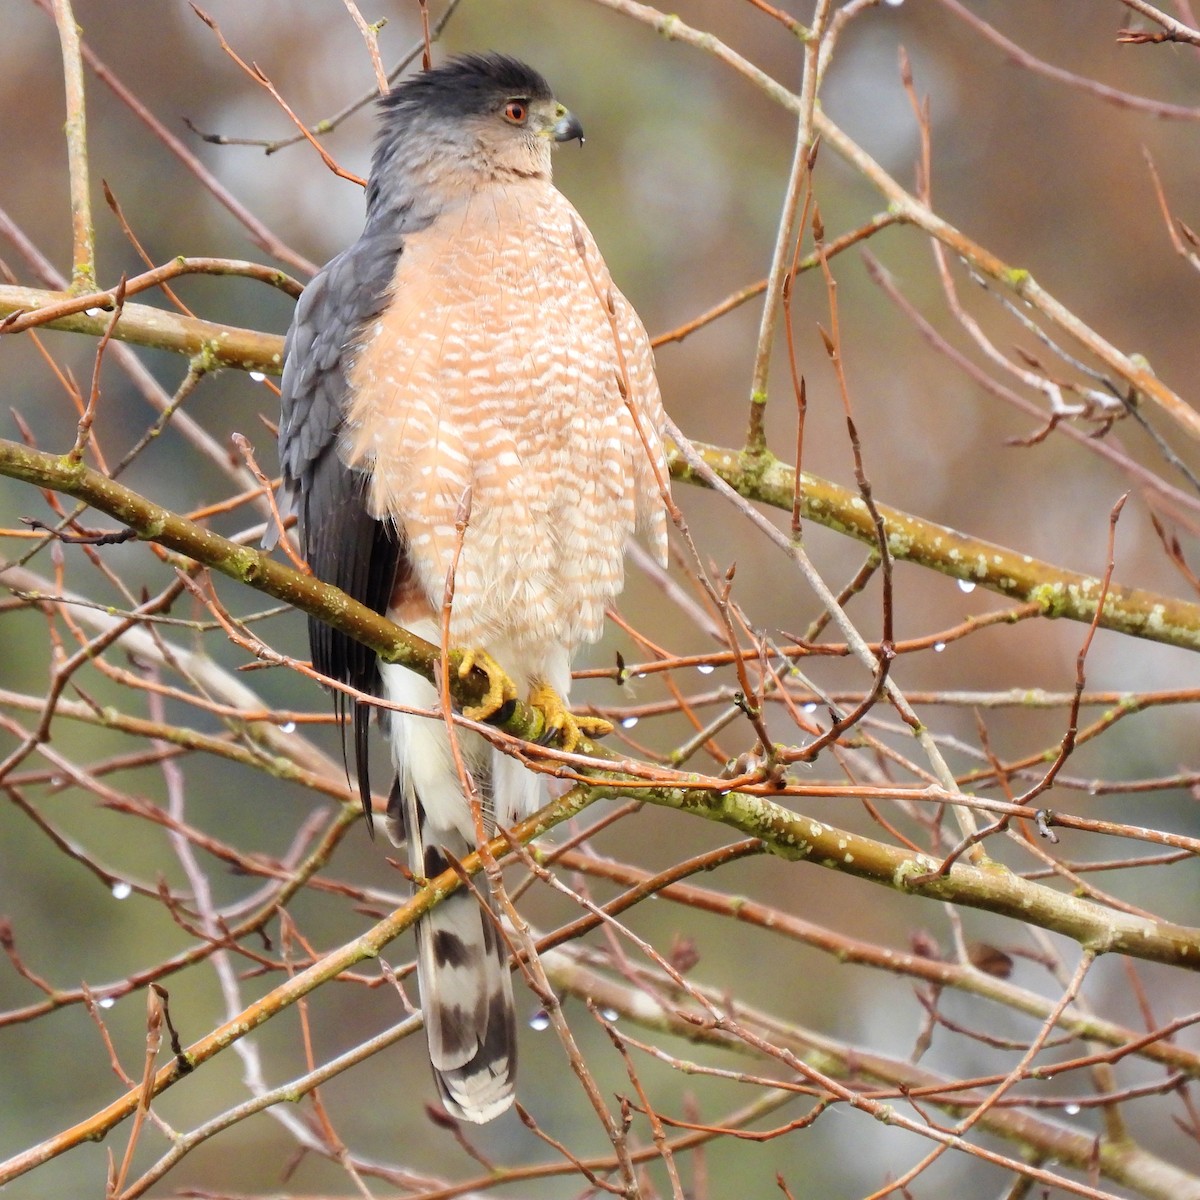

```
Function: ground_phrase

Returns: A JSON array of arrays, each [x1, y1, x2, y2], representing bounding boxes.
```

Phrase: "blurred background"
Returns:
[[1, 1, 1199, 1196]]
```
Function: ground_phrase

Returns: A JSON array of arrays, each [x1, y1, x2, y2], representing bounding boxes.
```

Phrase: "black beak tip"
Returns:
[[555, 112, 585, 145]]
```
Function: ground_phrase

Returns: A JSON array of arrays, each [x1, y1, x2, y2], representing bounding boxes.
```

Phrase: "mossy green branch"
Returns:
[[584, 772, 1200, 969], [3, 437, 1199, 978], [7, 280, 1196, 651], [668, 441, 1200, 653], [0, 439, 543, 738], [0, 283, 286, 372], [5, 282, 1199, 651]]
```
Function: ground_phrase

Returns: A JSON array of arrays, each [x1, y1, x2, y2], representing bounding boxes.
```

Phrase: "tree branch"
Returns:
[[1, 439, 1199, 980], [0, 284, 284, 372], [670, 441, 1200, 652], [4, 295, 1196, 651]]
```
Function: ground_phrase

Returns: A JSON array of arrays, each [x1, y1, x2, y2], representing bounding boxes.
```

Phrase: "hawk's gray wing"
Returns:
[[274, 230, 407, 824]]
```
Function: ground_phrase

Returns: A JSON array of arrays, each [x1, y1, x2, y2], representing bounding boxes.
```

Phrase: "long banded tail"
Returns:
[[379, 658, 520, 1123]]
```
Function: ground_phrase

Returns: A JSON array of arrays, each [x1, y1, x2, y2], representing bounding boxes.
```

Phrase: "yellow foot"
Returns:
[[458, 648, 519, 723], [528, 682, 614, 752]]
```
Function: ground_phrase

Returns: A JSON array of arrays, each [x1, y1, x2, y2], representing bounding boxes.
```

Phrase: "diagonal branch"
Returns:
[[0, 786, 595, 1187], [669, 441, 1200, 652], [587, 0, 1200, 444], [0, 437, 549, 742], [1, 439, 1199, 980], [4, 294, 1197, 650]]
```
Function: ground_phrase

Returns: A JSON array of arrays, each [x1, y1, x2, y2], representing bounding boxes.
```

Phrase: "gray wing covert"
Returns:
[[274, 231, 407, 823]]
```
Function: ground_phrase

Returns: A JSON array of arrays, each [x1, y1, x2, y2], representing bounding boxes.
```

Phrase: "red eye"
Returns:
[[504, 100, 528, 124]]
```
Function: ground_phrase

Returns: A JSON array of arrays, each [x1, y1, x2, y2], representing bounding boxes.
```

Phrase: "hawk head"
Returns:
[[368, 53, 583, 213]]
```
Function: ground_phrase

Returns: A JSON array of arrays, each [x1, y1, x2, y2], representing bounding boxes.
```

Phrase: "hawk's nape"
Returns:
[[274, 53, 670, 1123]]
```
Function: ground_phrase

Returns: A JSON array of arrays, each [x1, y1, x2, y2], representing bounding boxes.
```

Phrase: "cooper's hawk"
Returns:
[[274, 54, 669, 1123]]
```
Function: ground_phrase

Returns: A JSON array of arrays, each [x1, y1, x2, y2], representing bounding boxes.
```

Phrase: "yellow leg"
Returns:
[[458, 648, 519, 722], [528, 681, 614, 752]]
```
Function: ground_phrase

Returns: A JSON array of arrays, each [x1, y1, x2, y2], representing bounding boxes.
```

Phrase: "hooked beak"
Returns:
[[552, 107, 585, 145]]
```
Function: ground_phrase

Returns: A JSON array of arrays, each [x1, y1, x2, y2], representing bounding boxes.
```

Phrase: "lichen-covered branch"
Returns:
[[4, 283, 1196, 652], [0, 284, 282, 372], [670, 441, 1200, 652], [3, 438, 1198, 976], [0, 438, 570, 746], [599, 775, 1200, 972]]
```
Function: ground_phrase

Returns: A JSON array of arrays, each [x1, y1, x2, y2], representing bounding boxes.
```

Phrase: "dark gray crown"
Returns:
[[379, 53, 553, 124]]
